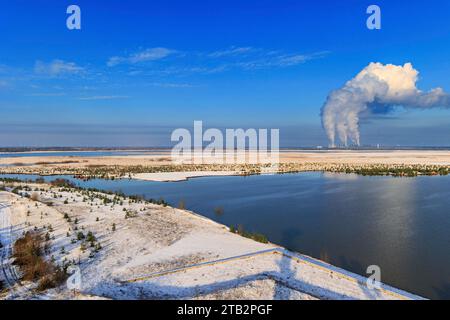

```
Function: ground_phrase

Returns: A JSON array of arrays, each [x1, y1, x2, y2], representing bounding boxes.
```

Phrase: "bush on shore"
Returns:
[[229, 224, 268, 244]]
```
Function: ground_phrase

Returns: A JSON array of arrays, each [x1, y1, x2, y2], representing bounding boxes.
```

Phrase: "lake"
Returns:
[[0, 150, 169, 158], [1, 172, 449, 299]]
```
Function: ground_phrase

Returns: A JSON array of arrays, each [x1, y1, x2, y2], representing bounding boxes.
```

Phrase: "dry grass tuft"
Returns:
[[30, 192, 40, 201]]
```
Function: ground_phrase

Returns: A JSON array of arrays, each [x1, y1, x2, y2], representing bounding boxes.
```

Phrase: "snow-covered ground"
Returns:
[[0, 195, 36, 299], [131, 171, 239, 182], [0, 182, 424, 300], [0, 201, 15, 288]]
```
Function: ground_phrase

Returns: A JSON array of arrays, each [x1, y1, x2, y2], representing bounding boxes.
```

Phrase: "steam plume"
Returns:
[[321, 62, 450, 147]]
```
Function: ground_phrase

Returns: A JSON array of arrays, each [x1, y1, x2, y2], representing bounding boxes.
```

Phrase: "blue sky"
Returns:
[[1, 0, 450, 147]]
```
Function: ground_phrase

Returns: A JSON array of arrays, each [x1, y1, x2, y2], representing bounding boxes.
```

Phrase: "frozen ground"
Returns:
[[0, 182, 424, 300]]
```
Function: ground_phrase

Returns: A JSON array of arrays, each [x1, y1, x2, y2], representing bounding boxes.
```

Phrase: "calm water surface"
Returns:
[[1, 172, 449, 299]]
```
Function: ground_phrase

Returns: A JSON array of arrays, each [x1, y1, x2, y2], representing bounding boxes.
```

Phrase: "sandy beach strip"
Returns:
[[131, 171, 240, 182], [2, 150, 450, 167]]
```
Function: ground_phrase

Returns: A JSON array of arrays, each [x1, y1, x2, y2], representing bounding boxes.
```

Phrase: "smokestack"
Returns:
[[321, 62, 450, 147]]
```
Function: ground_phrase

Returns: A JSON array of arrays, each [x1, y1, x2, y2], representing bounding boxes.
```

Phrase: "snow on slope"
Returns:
[[0, 183, 424, 300]]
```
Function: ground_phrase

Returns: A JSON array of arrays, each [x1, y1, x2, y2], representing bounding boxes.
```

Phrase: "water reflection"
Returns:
[[0, 172, 449, 299]]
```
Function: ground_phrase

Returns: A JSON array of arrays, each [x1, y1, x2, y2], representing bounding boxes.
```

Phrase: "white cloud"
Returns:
[[106, 46, 328, 76], [148, 82, 195, 88], [321, 62, 450, 147], [107, 48, 175, 67], [28, 92, 66, 97], [34, 60, 84, 76], [238, 51, 329, 69], [78, 95, 129, 101], [208, 46, 253, 58]]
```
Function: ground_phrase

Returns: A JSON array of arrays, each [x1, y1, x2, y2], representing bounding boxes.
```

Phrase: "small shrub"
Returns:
[[36, 267, 66, 292], [86, 231, 96, 242], [77, 232, 85, 240], [229, 224, 268, 244], [50, 179, 75, 188]]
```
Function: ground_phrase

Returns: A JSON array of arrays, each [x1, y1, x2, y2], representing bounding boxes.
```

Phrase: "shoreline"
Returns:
[[2, 150, 450, 179], [131, 171, 241, 182], [0, 180, 424, 300], [1, 164, 450, 181]]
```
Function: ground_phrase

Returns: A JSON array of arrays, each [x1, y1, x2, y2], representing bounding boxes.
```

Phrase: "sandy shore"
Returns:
[[0, 180, 423, 300], [2, 150, 450, 167], [2, 150, 450, 180], [131, 171, 240, 182]]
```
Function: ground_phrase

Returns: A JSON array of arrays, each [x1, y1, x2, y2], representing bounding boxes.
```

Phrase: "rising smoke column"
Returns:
[[321, 62, 450, 147]]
